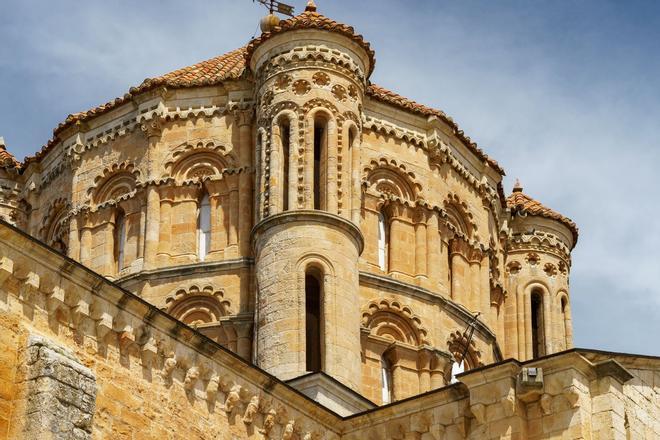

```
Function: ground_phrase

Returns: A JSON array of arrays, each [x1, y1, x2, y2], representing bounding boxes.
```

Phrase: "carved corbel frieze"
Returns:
[[140, 117, 163, 141], [243, 394, 260, 425], [90, 300, 114, 340], [183, 366, 200, 392], [224, 384, 241, 413], [206, 375, 220, 403]]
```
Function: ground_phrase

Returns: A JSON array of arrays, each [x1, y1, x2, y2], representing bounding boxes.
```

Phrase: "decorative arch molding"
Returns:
[[302, 98, 343, 122], [88, 162, 140, 205], [361, 299, 430, 346], [165, 141, 238, 182], [362, 157, 421, 202], [443, 193, 476, 239], [163, 284, 232, 326], [257, 45, 366, 83], [296, 253, 336, 278], [39, 198, 71, 252], [447, 330, 483, 369]]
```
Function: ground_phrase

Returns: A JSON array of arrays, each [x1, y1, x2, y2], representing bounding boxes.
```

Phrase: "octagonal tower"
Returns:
[[248, 3, 372, 390]]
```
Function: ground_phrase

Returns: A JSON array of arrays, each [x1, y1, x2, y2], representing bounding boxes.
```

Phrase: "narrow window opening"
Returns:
[[115, 210, 126, 272], [561, 296, 569, 347], [305, 273, 322, 372], [531, 291, 545, 358], [377, 211, 388, 271], [450, 359, 465, 384], [198, 193, 211, 261], [281, 120, 291, 211], [313, 120, 326, 210], [380, 356, 393, 404]]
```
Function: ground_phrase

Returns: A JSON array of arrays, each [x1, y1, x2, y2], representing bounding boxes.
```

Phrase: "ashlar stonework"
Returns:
[[0, 2, 658, 439]]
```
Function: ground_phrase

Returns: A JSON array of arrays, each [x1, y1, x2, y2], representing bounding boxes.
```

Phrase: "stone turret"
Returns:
[[504, 180, 577, 361], [0, 138, 25, 226], [248, 5, 371, 391]]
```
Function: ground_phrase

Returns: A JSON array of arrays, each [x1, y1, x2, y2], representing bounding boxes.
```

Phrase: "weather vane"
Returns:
[[254, 0, 295, 17]]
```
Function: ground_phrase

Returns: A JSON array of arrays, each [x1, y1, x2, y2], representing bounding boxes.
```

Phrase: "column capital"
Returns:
[[234, 109, 254, 127]]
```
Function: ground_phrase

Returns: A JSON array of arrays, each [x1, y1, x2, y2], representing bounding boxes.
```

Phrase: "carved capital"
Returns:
[[234, 109, 254, 127], [140, 118, 163, 140]]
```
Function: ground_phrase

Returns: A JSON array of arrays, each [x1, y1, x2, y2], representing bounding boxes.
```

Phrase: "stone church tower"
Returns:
[[0, 3, 656, 439]]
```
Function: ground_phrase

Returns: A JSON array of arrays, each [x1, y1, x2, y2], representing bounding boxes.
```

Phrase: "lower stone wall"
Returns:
[[1, 221, 659, 440]]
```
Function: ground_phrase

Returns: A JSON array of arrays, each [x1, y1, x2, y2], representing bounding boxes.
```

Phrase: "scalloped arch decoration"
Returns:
[[361, 298, 430, 346], [163, 284, 232, 326], [447, 330, 483, 369], [89, 162, 139, 205], [39, 197, 70, 250], [165, 141, 237, 181], [363, 157, 421, 201], [443, 193, 476, 239]]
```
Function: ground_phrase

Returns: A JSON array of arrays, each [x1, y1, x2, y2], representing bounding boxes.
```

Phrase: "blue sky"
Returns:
[[1, 1, 659, 355]]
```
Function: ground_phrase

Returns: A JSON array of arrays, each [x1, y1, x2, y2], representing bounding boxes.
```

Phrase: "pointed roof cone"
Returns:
[[305, 0, 317, 12]]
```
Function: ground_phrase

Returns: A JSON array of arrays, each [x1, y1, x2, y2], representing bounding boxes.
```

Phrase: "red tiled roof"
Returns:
[[245, 6, 376, 78], [24, 16, 501, 178], [507, 182, 579, 244], [0, 140, 20, 170], [366, 85, 504, 175]]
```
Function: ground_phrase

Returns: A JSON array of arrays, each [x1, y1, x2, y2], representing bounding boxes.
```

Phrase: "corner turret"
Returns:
[[504, 181, 577, 360]]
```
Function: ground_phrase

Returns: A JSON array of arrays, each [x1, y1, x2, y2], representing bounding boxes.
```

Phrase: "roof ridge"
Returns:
[[506, 188, 578, 243]]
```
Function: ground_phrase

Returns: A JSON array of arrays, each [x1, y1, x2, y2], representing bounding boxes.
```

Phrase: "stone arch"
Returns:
[[165, 141, 237, 182], [443, 193, 476, 239], [163, 284, 232, 326], [361, 299, 430, 346], [363, 157, 421, 201], [447, 330, 483, 369], [39, 198, 70, 252], [89, 162, 139, 205]]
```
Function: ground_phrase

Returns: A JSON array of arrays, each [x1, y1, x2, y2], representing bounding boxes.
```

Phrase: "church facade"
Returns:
[[0, 3, 658, 439]]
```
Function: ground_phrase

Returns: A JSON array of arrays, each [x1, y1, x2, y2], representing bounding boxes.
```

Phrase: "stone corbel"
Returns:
[[243, 394, 260, 424], [0, 256, 13, 284], [224, 384, 242, 413], [183, 366, 200, 392], [90, 300, 114, 340], [140, 117, 163, 141], [14, 262, 39, 301], [206, 375, 220, 403]]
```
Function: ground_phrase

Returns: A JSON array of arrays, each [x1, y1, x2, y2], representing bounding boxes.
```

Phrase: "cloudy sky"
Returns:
[[1, 1, 659, 355]]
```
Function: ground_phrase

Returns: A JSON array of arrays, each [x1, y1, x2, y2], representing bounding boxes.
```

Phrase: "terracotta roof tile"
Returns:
[[366, 84, 504, 175], [0, 138, 20, 170], [507, 182, 578, 244], [24, 25, 502, 179], [245, 8, 376, 77]]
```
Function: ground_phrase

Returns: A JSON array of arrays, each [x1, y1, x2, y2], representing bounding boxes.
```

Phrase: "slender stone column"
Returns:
[[229, 188, 239, 247], [326, 120, 338, 214], [304, 117, 314, 209], [418, 349, 432, 393], [269, 124, 282, 215], [157, 189, 173, 258], [426, 211, 440, 288], [67, 214, 80, 261], [80, 222, 92, 268], [144, 185, 160, 269], [414, 216, 427, 280], [235, 110, 253, 256]]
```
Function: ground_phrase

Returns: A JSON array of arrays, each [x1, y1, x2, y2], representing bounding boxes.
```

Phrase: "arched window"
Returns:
[[380, 356, 393, 404], [280, 120, 291, 211], [313, 117, 328, 211], [114, 210, 126, 272], [198, 193, 211, 261], [531, 290, 545, 358], [377, 211, 389, 271], [450, 359, 465, 384], [305, 272, 322, 372]]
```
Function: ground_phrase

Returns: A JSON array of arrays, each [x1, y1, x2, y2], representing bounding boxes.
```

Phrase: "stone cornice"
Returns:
[[115, 258, 254, 286], [252, 210, 365, 255], [359, 271, 499, 346]]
